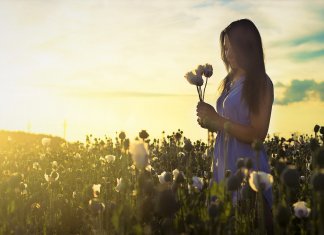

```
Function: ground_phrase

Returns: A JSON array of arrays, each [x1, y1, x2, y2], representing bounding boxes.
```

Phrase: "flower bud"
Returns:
[[280, 166, 300, 189], [139, 130, 149, 140], [119, 131, 126, 140], [314, 124, 320, 133]]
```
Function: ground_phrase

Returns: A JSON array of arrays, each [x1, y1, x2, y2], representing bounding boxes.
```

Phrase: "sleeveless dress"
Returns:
[[213, 75, 273, 206]]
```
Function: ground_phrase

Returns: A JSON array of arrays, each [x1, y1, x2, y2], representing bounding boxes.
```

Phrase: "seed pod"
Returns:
[[119, 131, 126, 140], [280, 166, 300, 189]]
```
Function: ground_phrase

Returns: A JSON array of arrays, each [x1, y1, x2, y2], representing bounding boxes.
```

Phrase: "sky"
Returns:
[[0, 0, 323, 142]]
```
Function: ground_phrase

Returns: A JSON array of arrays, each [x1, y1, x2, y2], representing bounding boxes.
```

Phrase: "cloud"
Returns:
[[275, 79, 324, 105]]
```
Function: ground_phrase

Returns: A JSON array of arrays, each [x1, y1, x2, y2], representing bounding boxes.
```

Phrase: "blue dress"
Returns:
[[213, 75, 272, 206]]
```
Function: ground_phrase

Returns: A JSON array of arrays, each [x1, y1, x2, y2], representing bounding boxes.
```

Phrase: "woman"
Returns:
[[196, 19, 274, 232]]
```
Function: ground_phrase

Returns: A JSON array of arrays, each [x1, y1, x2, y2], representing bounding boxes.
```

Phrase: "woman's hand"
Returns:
[[196, 101, 221, 132]]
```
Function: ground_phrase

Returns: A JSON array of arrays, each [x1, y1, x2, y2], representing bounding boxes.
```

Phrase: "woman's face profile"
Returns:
[[224, 34, 238, 70]]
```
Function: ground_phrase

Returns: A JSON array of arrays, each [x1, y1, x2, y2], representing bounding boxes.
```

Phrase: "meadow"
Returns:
[[0, 126, 323, 235]]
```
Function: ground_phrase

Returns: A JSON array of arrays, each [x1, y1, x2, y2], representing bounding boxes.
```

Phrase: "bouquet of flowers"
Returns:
[[184, 64, 213, 101]]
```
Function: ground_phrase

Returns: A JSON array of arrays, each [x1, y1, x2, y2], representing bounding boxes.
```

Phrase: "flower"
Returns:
[[158, 171, 172, 184], [19, 182, 28, 195], [145, 164, 154, 172], [51, 161, 58, 169], [293, 201, 311, 218], [115, 178, 125, 192], [248, 171, 273, 192], [130, 142, 149, 169], [105, 155, 116, 164], [172, 169, 179, 181], [44, 170, 59, 182], [41, 138, 51, 146], [184, 71, 204, 86], [74, 153, 81, 159], [203, 63, 213, 78], [33, 162, 41, 170], [192, 176, 204, 191], [195, 65, 205, 76], [177, 152, 186, 158], [92, 184, 101, 197]]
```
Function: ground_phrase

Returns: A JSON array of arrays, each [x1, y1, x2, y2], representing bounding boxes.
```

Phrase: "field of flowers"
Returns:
[[0, 126, 323, 235]]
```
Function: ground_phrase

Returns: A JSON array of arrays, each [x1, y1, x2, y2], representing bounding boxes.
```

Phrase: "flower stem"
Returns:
[[203, 77, 209, 100], [196, 86, 202, 101]]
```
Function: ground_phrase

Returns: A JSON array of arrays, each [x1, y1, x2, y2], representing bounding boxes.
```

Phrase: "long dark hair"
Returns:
[[219, 19, 268, 115]]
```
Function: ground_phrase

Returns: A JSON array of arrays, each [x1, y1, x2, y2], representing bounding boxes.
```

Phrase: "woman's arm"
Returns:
[[197, 81, 274, 144]]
